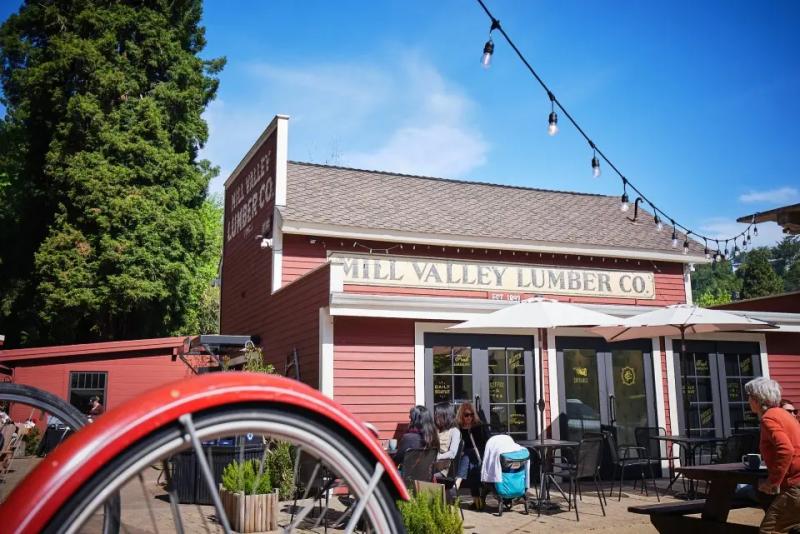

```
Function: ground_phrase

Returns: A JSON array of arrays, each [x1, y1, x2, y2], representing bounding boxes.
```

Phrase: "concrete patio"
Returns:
[[1, 457, 765, 533]]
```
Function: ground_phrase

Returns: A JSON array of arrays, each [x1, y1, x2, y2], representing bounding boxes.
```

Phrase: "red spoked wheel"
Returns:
[[1, 373, 407, 534]]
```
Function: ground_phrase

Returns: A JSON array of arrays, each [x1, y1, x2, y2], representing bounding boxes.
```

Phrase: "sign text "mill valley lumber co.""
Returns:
[[333, 254, 655, 299]]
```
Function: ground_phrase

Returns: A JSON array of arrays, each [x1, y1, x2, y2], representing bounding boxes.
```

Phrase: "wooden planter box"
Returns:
[[219, 487, 279, 533]]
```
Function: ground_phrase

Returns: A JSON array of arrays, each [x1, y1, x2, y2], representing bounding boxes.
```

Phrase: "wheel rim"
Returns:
[[60, 411, 399, 534]]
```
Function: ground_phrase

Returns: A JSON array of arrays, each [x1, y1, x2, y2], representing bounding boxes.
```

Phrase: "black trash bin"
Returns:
[[169, 438, 266, 505]]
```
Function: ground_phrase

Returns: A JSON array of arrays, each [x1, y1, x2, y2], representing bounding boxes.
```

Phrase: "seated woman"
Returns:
[[454, 402, 491, 509], [393, 405, 439, 467], [433, 402, 461, 476], [745, 377, 800, 533]]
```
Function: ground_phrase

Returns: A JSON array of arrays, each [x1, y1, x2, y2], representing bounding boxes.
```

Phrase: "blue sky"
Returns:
[[2, 1, 798, 246]]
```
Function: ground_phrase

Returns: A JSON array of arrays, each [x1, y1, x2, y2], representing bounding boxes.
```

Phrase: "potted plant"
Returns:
[[398, 489, 463, 534], [220, 458, 279, 532]]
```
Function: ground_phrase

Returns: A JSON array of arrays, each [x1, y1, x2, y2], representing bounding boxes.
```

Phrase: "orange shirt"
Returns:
[[760, 407, 800, 490]]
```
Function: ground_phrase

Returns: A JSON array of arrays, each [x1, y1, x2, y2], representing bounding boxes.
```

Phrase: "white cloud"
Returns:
[[346, 58, 487, 176], [200, 54, 488, 194], [738, 187, 799, 204], [698, 216, 785, 248]]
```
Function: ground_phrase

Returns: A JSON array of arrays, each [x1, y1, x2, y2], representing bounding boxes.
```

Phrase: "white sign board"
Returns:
[[332, 253, 655, 300]]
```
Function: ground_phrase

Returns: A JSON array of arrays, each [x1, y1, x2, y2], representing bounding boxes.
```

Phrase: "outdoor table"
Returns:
[[518, 439, 579, 513], [632, 463, 766, 534], [650, 435, 724, 497]]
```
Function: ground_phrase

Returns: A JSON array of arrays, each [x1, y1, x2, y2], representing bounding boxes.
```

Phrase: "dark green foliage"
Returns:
[[692, 237, 800, 303], [220, 441, 295, 498], [23, 425, 41, 455], [398, 490, 463, 534], [736, 248, 784, 300], [0, 0, 224, 346], [691, 259, 741, 306], [266, 441, 296, 500], [221, 459, 272, 494]]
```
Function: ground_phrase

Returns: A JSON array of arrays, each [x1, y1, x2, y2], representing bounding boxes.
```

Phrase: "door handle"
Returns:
[[609, 394, 616, 424]]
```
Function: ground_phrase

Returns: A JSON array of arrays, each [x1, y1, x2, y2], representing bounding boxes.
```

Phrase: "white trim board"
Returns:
[[319, 307, 334, 398], [224, 114, 288, 188]]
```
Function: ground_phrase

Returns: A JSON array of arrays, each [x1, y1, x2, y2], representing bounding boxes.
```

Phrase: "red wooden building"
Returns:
[[0, 337, 207, 420], [219, 115, 800, 443]]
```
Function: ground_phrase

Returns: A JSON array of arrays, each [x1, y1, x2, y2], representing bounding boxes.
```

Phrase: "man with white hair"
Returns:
[[745, 377, 800, 533]]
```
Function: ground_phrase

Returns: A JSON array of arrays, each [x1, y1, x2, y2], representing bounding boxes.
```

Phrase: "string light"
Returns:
[[671, 222, 678, 248], [703, 238, 710, 260], [473, 0, 756, 254], [654, 213, 663, 232], [683, 237, 690, 255], [620, 179, 629, 212], [481, 38, 494, 69], [591, 145, 601, 177], [547, 92, 558, 136]]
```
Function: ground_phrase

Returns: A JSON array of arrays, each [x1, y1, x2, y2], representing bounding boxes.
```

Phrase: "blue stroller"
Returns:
[[495, 448, 530, 516]]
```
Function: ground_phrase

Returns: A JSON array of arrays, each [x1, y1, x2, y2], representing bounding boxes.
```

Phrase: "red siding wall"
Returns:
[[220, 130, 277, 338], [8, 352, 193, 421], [715, 293, 800, 313], [659, 337, 672, 434], [333, 317, 416, 440], [767, 332, 800, 400], [261, 264, 331, 388]]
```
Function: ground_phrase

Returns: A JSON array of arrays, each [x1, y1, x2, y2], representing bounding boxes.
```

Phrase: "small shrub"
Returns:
[[23, 425, 41, 456], [265, 441, 295, 499], [221, 459, 272, 494], [398, 490, 462, 534]]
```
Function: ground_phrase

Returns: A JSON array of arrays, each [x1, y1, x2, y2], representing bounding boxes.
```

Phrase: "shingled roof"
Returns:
[[281, 161, 704, 257]]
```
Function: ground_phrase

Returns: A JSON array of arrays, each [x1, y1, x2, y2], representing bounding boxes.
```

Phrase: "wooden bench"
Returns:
[[629, 498, 759, 534]]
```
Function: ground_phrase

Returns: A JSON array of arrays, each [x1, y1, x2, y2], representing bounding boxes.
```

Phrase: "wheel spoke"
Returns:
[[138, 473, 161, 534], [343, 462, 385, 534], [179, 414, 232, 534], [161, 460, 185, 534]]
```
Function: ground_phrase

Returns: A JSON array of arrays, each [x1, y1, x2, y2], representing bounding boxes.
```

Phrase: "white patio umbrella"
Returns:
[[449, 297, 624, 445], [589, 304, 776, 435]]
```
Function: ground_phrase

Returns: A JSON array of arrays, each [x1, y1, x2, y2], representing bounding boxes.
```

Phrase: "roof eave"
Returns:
[[281, 219, 709, 264]]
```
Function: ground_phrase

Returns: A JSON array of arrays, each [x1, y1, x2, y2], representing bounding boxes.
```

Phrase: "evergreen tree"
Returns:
[[691, 259, 741, 305], [736, 248, 784, 300], [785, 260, 800, 293], [0, 0, 224, 346]]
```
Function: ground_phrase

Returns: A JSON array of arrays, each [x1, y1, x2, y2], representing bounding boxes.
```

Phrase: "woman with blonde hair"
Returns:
[[453, 401, 491, 509]]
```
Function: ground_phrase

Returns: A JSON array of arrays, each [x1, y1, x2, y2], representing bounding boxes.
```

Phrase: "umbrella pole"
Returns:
[[538, 327, 546, 445]]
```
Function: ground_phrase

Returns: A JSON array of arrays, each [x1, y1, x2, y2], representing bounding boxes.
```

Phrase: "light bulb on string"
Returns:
[[724, 240, 729, 256], [547, 92, 558, 136], [754, 225, 758, 237], [591, 151, 601, 178], [683, 239, 690, 255], [620, 181, 629, 212], [671, 223, 678, 248], [704, 239, 710, 260], [481, 38, 494, 69], [654, 214, 663, 232]]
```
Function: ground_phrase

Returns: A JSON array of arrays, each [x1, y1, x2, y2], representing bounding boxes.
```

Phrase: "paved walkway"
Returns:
[[2, 456, 765, 533]]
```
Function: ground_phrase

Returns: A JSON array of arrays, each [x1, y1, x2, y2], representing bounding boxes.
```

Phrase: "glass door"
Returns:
[[425, 334, 536, 440], [608, 349, 651, 446], [560, 348, 603, 442], [557, 338, 656, 445], [674, 340, 762, 437]]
